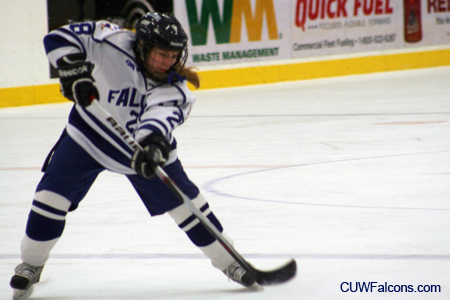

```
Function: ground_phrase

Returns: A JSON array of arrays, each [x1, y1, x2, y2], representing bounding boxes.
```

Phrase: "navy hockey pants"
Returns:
[[27, 131, 204, 242], [36, 131, 200, 215], [21, 131, 228, 268]]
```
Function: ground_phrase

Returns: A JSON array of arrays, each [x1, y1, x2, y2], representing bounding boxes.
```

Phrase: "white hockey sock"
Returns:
[[21, 235, 59, 267], [199, 233, 236, 270]]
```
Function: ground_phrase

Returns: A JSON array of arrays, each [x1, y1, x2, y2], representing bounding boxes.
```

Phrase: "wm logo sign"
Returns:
[[185, 0, 279, 46]]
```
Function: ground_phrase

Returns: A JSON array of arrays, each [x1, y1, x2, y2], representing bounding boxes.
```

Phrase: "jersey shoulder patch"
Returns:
[[93, 21, 132, 41]]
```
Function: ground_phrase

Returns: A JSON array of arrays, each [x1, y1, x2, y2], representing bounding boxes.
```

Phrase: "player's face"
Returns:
[[146, 47, 179, 74]]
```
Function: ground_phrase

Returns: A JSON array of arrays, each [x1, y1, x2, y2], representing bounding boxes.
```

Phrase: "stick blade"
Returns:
[[255, 258, 297, 286]]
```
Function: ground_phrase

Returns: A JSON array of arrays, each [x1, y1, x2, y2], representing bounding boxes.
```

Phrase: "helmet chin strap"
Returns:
[[148, 70, 171, 82]]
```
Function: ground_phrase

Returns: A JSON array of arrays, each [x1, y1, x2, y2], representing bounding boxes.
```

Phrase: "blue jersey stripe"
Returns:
[[81, 107, 135, 154], [69, 108, 133, 167], [43, 34, 81, 54]]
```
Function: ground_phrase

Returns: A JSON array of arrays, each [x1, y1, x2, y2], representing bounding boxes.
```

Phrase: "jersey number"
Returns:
[[126, 111, 139, 134], [167, 111, 183, 130]]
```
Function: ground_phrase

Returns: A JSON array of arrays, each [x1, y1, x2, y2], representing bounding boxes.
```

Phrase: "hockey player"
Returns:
[[10, 12, 255, 300]]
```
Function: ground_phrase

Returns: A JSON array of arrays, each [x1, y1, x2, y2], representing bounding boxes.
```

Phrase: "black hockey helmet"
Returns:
[[133, 12, 188, 82]]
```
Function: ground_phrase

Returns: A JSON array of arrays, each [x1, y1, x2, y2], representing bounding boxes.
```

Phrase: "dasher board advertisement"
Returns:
[[174, 0, 292, 66], [421, 0, 450, 46], [291, 0, 401, 58], [291, 0, 450, 59], [45, 0, 450, 70]]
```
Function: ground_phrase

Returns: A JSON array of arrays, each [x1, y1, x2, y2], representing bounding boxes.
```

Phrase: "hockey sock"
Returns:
[[167, 194, 235, 269], [199, 234, 235, 270], [21, 190, 71, 266]]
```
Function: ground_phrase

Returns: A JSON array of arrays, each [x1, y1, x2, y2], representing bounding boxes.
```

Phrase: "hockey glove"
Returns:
[[131, 133, 171, 178], [56, 53, 99, 107]]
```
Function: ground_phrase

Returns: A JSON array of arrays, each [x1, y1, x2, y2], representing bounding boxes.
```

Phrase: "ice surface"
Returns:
[[1, 66, 449, 299]]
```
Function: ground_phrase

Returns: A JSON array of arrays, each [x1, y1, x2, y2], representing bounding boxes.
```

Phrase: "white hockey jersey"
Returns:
[[43, 21, 195, 174]]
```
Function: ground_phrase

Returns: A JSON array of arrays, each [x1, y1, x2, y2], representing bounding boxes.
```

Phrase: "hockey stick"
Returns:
[[86, 99, 296, 286]]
